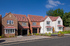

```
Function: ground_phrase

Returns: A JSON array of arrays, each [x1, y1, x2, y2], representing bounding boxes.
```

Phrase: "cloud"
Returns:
[[46, 0, 64, 8]]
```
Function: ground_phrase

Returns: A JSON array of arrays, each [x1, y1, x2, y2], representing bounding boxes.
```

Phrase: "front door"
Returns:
[[53, 27, 55, 33], [22, 29, 27, 36], [33, 28, 37, 33]]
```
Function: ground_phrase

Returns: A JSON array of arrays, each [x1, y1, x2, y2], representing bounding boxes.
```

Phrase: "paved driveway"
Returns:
[[0, 35, 51, 43]]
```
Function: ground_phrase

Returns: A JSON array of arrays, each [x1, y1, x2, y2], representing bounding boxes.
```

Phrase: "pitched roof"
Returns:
[[42, 16, 59, 21], [31, 25, 41, 28], [13, 14, 28, 22], [19, 26, 29, 29], [6, 13, 28, 22], [28, 15, 43, 22]]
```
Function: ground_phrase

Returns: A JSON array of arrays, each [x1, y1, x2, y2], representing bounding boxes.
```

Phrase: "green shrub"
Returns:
[[12, 36, 14, 37], [52, 33, 59, 34], [40, 34, 43, 36], [45, 32, 47, 34], [1, 35, 4, 38], [48, 32, 51, 34], [36, 33, 39, 35], [0, 36, 1, 38], [47, 34, 51, 36], [27, 33, 31, 36], [9, 36, 12, 38], [58, 31, 64, 36]]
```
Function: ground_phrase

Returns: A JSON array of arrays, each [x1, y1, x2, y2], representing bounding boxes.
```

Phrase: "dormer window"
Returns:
[[32, 17, 33, 19], [58, 21, 60, 24], [22, 17, 24, 19]]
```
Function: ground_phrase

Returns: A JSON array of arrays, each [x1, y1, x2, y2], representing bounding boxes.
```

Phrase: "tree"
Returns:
[[46, 8, 70, 27], [63, 12, 70, 27], [46, 8, 64, 18]]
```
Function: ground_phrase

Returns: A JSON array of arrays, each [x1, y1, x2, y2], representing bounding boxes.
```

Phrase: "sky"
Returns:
[[0, 0, 70, 17]]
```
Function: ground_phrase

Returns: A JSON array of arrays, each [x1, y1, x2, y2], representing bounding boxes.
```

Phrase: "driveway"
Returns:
[[0, 35, 51, 43]]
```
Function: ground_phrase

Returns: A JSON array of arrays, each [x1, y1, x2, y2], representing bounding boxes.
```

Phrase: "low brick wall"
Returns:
[[64, 27, 70, 31], [5, 34, 15, 37]]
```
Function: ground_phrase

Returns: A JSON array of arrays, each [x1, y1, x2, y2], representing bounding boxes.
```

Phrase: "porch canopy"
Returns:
[[31, 25, 41, 28], [57, 25, 64, 27], [19, 26, 29, 29], [4, 26, 16, 29], [46, 26, 52, 28]]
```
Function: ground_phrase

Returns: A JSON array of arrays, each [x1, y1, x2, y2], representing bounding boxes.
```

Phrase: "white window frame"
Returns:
[[58, 27, 62, 30], [47, 21, 50, 25], [58, 21, 61, 25], [5, 29, 15, 34], [7, 20, 14, 25], [47, 28, 51, 31]]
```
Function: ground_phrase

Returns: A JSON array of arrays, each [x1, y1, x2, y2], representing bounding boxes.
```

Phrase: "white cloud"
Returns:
[[46, 0, 64, 8]]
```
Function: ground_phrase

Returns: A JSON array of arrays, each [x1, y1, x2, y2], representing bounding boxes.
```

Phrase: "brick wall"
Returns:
[[64, 27, 70, 31], [2, 13, 18, 37]]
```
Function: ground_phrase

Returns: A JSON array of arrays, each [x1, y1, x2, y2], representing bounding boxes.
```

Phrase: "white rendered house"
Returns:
[[40, 16, 64, 33]]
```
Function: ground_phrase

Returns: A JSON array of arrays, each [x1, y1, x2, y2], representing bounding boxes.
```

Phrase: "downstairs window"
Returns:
[[47, 28, 51, 31], [5, 29, 15, 34]]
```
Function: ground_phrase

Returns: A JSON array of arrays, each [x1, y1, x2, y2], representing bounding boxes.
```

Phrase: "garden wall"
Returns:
[[64, 27, 70, 31]]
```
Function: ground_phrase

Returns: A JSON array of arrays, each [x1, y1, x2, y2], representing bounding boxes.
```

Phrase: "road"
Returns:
[[0, 36, 70, 46]]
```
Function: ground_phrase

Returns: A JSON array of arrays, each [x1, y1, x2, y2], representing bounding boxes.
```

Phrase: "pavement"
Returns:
[[0, 35, 51, 43], [0, 36, 70, 46]]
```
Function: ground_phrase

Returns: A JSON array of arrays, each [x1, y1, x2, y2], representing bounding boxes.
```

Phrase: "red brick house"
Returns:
[[2, 12, 29, 37], [28, 15, 43, 34]]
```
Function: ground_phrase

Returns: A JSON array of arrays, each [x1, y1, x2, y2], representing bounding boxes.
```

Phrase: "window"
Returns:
[[22, 22, 27, 26], [22, 17, 24, 19], [59, 27, 62, 30], [58, 21, 60, 24], [47, 28, 51, 31], [7, 20, 13, 24], [47, 21, 50, 25], [32, 17, 33, 19], [32, 22, 36, 25], [5, 29, 15, 34], [11, 20, 13, 24]]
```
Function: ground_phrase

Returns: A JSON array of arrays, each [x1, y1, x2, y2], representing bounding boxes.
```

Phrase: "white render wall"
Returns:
[[40, 17, 63, 34], [55, 17, 63, 32], [40, 17, 53, 33]]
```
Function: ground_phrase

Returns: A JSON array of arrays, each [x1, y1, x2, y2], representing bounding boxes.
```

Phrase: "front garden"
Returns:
[[32, 31, 70, 37]]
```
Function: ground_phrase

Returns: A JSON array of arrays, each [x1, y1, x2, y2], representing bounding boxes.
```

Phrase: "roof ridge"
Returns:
[[28, 14, 43, 17], [12, 14, 26, 16]]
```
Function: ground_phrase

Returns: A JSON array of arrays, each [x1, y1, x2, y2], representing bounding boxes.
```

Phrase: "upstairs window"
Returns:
[[58, 21, 60, 24], [32, 22, 36, 25], [7, 20, 13, 24], [32, 17, 33, 19], [47, 21, 50, 25], [22, 22, 27, 26], [22, 17, 24, 19]]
